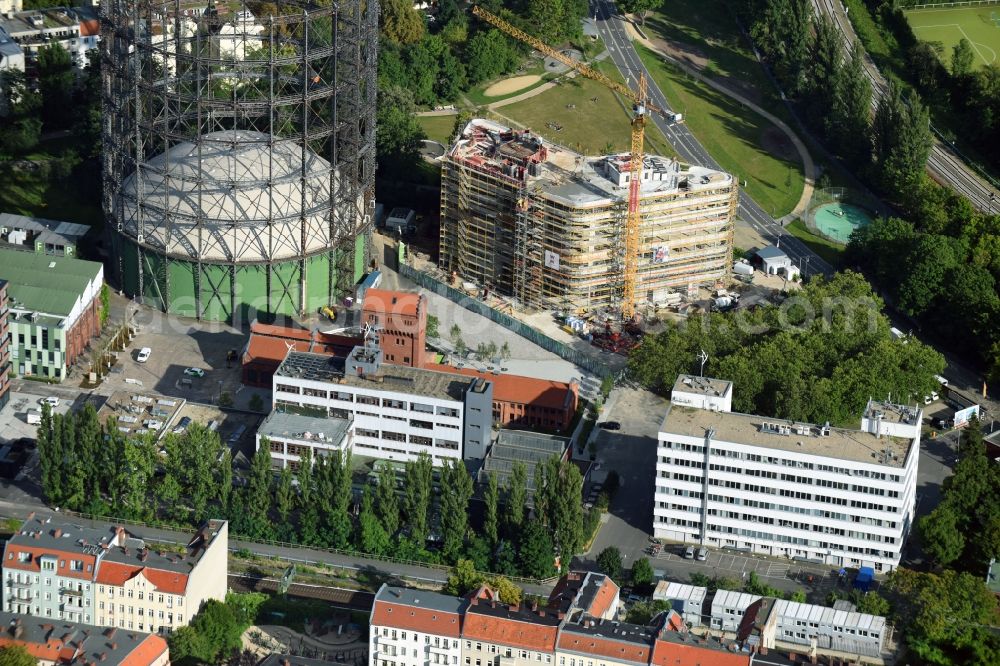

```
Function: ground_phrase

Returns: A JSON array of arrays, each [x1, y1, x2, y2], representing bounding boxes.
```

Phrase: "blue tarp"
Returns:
[[854, 566, 875, 591]]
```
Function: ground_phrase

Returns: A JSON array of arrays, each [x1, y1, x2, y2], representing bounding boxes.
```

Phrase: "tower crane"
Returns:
[[472, 5, 666, 319]]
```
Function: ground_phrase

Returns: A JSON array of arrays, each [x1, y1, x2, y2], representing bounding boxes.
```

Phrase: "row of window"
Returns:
[[274, 386, 461, 418]]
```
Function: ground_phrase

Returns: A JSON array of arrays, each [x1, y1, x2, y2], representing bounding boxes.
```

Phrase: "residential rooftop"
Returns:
[[0, 612, 168, 665], [0, 7, 80, 36], [7, 515, 226, 576], [660, 404, 914, 468], [276, 350, 476, 402], [0, 212, 88, 251], [374, 584, 468, 615], [449, 119, 732, 209], [258, 410, 352, 446]]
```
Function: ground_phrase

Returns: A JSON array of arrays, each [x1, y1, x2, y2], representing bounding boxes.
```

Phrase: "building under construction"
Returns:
[[439, 119, 737, 313]]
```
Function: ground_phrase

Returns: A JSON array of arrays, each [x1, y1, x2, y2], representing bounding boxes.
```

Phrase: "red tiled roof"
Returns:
[[79, 18, 100, 36], [430, 365, 576, 410], [462, 611, 558, 651], [3, 546, 95, 580], [371, 601, 462, 637], [121, 634, 169, 666], [586, 577, 619, 619], [363, 289, 422, 317], [0, 637, 62, 662], [96, 561, 189, 595], [243, 322, 360, 366], [558, 633, 650, 664], [650, 637, 750, 666]]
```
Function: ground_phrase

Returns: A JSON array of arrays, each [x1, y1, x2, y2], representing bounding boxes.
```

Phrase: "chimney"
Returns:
[[13, 625, 23, 640], [531, 600, 538, 612], [53, 528, 62, 538], [110, 643, 117, 650], [469, 597, 478, 606], [26, 512, 35, 521], [509, 603, 518, 612]]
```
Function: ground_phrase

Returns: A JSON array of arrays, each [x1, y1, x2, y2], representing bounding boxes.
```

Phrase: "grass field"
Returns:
[[786, 219, 843, 267], [905, 5, 1000, 69], [500, 60, 675, 156], [636, 45, 804, 217], [416, 115, 458, 145]]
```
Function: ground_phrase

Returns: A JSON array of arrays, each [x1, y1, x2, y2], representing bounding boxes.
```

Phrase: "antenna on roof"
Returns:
[[697, 349, 708, 378]]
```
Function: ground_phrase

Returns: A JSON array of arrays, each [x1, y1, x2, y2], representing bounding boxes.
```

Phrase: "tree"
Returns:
[[952, 38, 976, 78], [486, 576, 524, 606], [403, 451, 434, 545], [426, 315, 440, 338], [631, 557, 654, 588], [888, 568, 1000, 663], [274, 465, 295, 534], [596, 546, 623, 582], [625, 599, 670, 624], [376, 84, 425, 177], [296, 448, 319, 545], [465, 29, 521, 85], [0, 645, 38, 666], [381, 0, 425, 45], [358, 487, 391, 555], [872, 81, 932, 201], [374, 462, 401, 536], [217, 449, 234, 517], [551, 462, 584, 569], [833, 43, 872, 166], [896, 234, 965, 316], [618, 0, 660, 25], [440, 458, 474, 561], [505, 462, 527, 534], [244, 442, 275, 540], [444, 558, 483, 595], [36, 43, 75, 128], [483, 471, 499, 546], [804, 15, 843, 139], [518, 519, 556, 579], [170, 599, 244, 664]]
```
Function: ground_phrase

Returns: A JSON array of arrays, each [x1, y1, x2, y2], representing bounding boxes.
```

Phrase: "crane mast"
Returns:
[[472, 5, 657, 319]]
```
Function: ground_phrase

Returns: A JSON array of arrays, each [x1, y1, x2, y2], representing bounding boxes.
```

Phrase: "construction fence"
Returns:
[[398, 262, 617, 380]]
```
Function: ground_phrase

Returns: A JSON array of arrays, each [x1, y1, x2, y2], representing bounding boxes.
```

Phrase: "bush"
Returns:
[[596, 546, 623, 582]]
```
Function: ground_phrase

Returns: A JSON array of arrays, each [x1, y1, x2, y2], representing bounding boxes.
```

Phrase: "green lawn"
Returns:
[[416, 115, 458, 145], [465, 59, 554, 107], [636, 44, 803, 217], [500, 61, 675, 157], [905, 6, 1000, 69], [786, 218, 843, 267]]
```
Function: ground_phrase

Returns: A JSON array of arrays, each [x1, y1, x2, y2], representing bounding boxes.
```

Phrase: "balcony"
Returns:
[[6, 579, 32, 589]]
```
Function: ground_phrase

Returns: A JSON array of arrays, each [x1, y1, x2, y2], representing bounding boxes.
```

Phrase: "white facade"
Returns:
[[272, 350, 492, 465], [256, 410, 354, 470], [655, 377, 920, 572], [709, 590, 761, 634], [769, 599, 886, 658], [669, 375, 732, 412], [370, 584, 464, 666], [0, 9, 95, 70]]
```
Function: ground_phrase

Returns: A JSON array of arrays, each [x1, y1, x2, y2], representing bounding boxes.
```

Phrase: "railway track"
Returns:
[[228, 573, 375, 612]]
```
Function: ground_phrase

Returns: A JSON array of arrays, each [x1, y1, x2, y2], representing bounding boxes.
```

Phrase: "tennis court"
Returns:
[[905, 4, 1000, 69]]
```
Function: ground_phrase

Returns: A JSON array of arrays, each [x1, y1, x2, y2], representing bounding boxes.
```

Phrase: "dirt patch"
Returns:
[[760, 126, 797, 161], [484, 75, 542, 97]]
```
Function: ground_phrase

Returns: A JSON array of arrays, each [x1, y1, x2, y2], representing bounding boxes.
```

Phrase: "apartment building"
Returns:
[[439, 119, 736, 313], [370, 576, 756, 666], [654, 375, 920, 572], [1, 249, 104, 381], [0, 613, 170, 665], [257, 410, 354, 470], [2, 516, 228, 634], [272, 343, 493, 465], [0, 6, 97, 70], [370, 584, 465, 666]]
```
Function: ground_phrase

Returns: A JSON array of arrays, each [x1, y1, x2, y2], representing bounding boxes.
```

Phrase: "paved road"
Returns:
[[812, 0, 1000, 213], [592, 0, 834, 278]]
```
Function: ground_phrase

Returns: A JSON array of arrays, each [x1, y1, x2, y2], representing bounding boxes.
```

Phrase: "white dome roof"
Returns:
[[119, 130, 346, 263]]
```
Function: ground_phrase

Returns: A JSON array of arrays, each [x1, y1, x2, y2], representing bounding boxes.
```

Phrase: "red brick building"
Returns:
[[242, 321, 361, 387], [361, 288, 428, 367]]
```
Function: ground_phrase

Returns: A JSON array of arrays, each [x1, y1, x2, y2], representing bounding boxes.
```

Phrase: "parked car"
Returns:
[[40, 396, 59, 408], [172, 416, 192, 434], [683, 546, 695, 559], [136, 347, 152, 363], [183, 367, 205, 378], [696, 547, 708, 561], [598, 421, 621, 431], [228, 424, 247, 443]]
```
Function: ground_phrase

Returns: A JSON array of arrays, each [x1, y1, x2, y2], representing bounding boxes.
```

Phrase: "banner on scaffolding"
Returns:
[[544, 250, 560, 269], [652, 246, 669, 263]]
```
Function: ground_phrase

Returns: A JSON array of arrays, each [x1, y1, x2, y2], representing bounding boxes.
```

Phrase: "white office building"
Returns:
[[256, 410, 354, 470], [654, 375, 920, 572], [272, 344, 493, 466]]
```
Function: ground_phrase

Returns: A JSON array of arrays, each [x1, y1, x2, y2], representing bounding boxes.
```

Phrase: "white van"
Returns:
[[26, 409, 41, 425], [934, 374, 949, 388]]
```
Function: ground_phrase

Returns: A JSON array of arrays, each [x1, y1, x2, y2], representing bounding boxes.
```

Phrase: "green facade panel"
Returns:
[[168, 260, 197, 318], [139, 249, 166, 311], [234, 264, 268, 323], [354, 234, 365, 284], [304, 252, 331, 313], [200, 263, 233, 322], [269, 261, 300, 318]]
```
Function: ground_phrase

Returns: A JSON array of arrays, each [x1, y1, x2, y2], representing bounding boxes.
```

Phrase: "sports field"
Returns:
[[904, 5, 1000, 69]]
